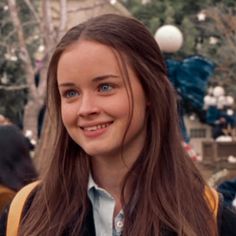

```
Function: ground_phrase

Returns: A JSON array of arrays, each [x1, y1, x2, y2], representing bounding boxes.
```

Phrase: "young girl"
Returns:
[[1, 14, 236, 236]]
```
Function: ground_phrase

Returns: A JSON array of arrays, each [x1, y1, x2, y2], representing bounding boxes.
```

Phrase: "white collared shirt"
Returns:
[[87, 175, 124, 236]]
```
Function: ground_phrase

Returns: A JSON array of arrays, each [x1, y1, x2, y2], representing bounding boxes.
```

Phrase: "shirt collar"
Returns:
[[87, 173, 115, 202], [88, 173, 98, 191]]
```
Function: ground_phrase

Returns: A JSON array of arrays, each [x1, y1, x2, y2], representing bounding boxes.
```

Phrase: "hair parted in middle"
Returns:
[[19, 14, 216, 236]]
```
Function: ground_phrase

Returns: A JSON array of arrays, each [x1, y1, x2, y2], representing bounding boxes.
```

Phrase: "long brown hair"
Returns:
[[19, 14, 217, 236]]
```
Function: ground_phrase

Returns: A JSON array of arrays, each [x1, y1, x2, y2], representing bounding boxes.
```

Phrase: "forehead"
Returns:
[[60, 40, 120, 65], [57, 40, 130, 82]]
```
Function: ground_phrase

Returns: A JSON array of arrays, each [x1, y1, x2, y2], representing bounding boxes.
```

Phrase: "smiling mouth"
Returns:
[[82, 122, 112, 131]]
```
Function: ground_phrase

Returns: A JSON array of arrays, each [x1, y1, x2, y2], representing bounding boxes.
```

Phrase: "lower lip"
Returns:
[[82, 125, 110, 138]]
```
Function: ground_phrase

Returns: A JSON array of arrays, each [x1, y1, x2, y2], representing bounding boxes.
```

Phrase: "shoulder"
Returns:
[[0, 182, 39, 236]]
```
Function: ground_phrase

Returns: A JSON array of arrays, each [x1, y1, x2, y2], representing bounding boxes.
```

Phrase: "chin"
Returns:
[[82, 146, 117, 158], [86, 152, 107, 158], [82, 147, 105, 157]]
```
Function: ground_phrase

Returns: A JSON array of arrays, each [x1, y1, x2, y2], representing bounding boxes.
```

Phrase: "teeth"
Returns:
[[84, 123, 110, 131], [85, 126, 97, 131]]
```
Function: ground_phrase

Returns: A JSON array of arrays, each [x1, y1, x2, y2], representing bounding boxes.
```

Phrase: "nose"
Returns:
[[77, 93, 100, 117]]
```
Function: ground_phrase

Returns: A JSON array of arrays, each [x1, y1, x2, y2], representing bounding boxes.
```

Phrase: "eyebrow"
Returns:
[[92, 74, 119, 83], [58, 74, 119, 87]]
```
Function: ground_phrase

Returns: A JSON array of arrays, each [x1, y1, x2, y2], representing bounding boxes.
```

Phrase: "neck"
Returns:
[[91, 158, 132, 216], [90, 131, 146, 210], [91, 157, 128, 198]]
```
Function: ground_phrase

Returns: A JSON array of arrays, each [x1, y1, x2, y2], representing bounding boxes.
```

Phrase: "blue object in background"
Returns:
[[165, 56, 215, 141], [166, 56, 236, 141], [218, 178, 236, 207], [206, 106, 221, 125], [166, 56, 215, 111]]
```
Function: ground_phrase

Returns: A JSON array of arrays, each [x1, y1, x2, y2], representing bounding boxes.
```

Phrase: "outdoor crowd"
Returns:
[[1, 14, 236, 236]]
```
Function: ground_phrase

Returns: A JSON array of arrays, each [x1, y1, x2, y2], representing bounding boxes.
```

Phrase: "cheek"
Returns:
[[130, 95, 148, 127], [131, 108, 146, 130], [61, 103, 76, 126], [103, 95, 130, 116]]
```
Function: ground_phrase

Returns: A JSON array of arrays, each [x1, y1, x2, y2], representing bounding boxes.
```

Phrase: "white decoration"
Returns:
[[204, 95, 213, 106], [225, 96, 234, 106], [207, 87, 214, 95], [197, 12, 206, 21], [4, 53, 17, 62], [227, 109, 234, 116], [216, 135, 232, 142], [110, 0, 117, 4], [204, 96, 217, 106], [218, 95, 226, 103], [30, 139, 37, 145], [189, 114, 196, 121], [232, 197, 236, 208], [10, 55, 18, 61], [38, 45, 45, 52], [217, 96, 226, 109], [213, 86, 225, 97], [209, 36, 218, 45], [154, 25, 183, 53], [1, 73, 8, 84], [228, 155, 236, 163], [25, 130, 33, 138], [210, 97, 217, 106]]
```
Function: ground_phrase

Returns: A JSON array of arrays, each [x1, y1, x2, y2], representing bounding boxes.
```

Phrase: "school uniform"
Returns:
[[1, 186, 236, 236]]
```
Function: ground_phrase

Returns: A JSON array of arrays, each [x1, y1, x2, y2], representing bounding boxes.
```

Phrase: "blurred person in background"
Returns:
[[0, 115, 11, 126], [0, 116, 38, 213]]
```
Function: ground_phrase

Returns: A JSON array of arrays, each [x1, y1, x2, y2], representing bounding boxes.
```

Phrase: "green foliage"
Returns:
[[0, 0, 39, 126], [124, 0, 236, 95], [131, 1, 166, 33]]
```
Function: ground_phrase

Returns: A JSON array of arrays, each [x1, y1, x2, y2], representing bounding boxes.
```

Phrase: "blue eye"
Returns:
[[99, 84, 113, 92], [64, 90, 78, 98]]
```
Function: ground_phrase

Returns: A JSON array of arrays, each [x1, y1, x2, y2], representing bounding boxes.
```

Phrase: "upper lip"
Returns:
[[78, 121, 113, 129]]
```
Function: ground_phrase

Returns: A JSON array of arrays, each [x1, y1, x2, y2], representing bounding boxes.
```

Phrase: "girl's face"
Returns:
[[57, 40, 148, 163]]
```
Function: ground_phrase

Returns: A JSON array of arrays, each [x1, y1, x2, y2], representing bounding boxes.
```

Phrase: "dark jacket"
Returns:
[[1, 191, 236, 235], [218, 178, 236, 207]]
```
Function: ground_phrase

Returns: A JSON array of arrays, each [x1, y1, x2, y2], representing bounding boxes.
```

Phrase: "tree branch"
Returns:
[[0, 84, 28, 91], [58, 0, 67, 39], [206, 7, 236, 50], [67, 2, 107, 13], [42, 0, 56, 43], [7, 0, 37, 96], [23, 0, 41, 24]]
